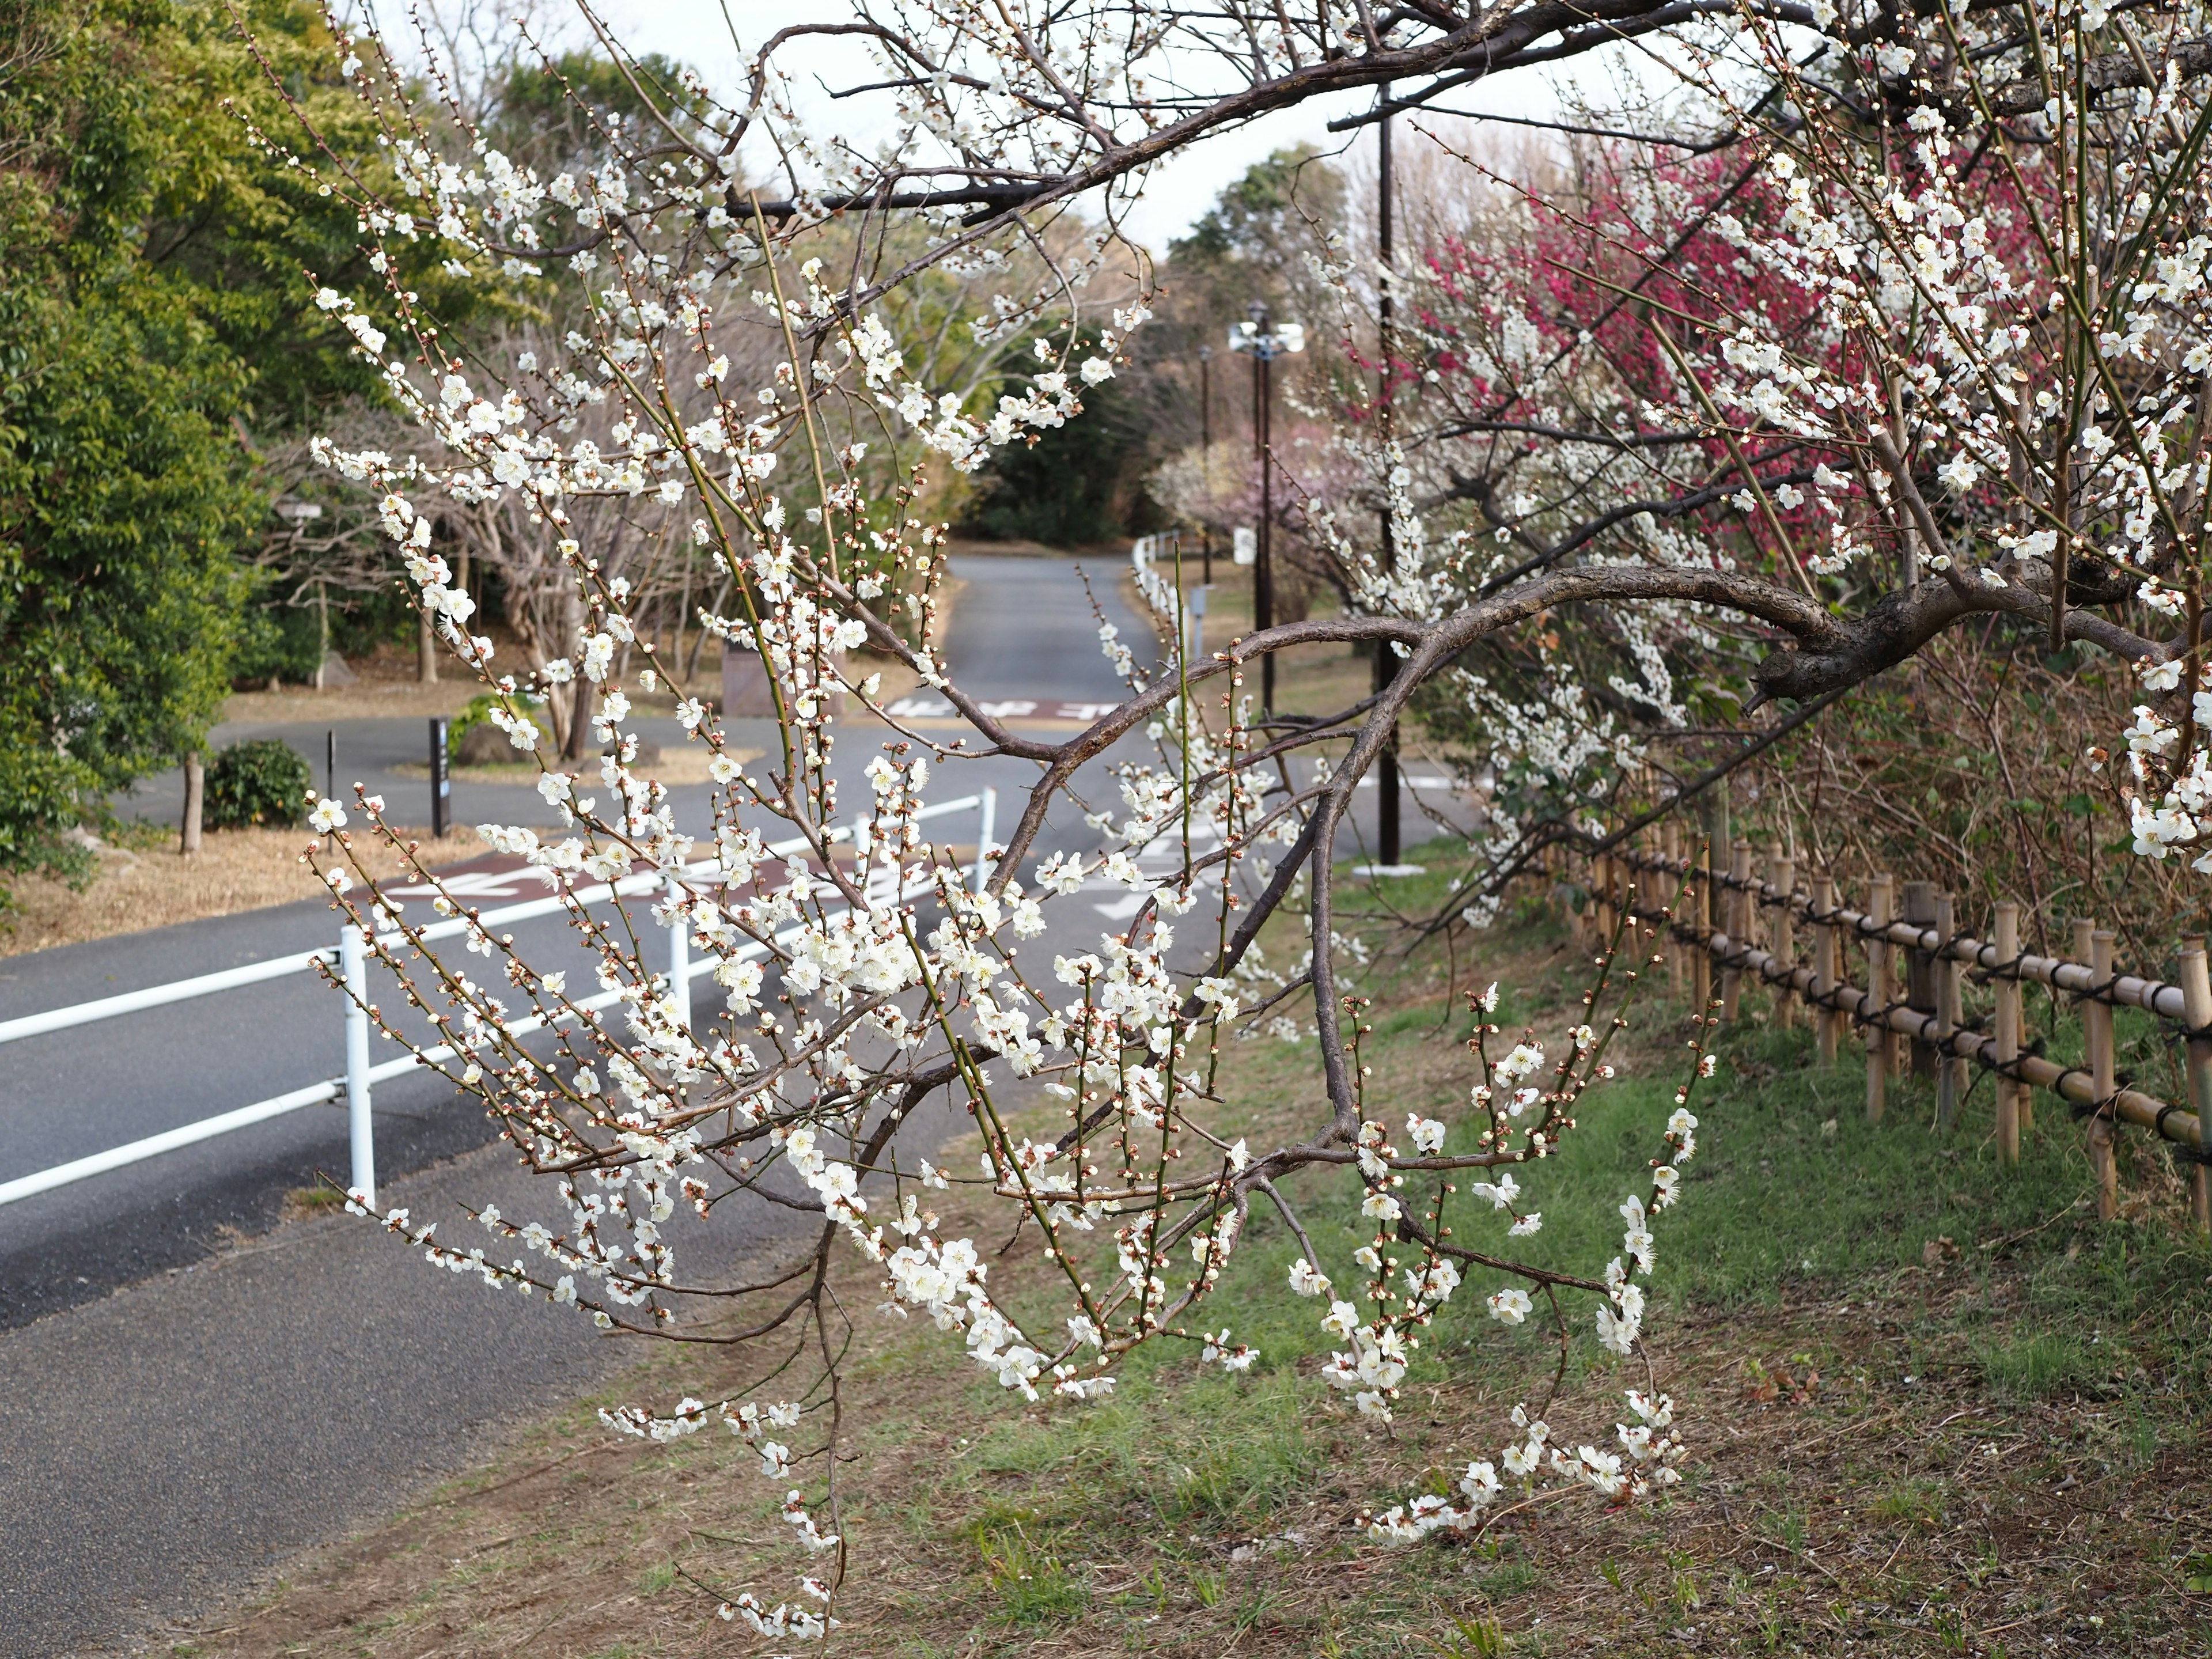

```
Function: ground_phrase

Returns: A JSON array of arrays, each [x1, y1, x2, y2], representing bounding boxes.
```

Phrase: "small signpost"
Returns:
[[429, 717, 450, 838]]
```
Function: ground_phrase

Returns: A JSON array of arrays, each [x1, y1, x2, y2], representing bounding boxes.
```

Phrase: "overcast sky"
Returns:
[[590, 2, 1582, 252]]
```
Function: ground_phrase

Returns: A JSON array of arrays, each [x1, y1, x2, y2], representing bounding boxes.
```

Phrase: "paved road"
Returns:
[[0, 554, 1468, 1656], [942, 551, 1142, 699], [108, 553, 1149, 835], [0, 1142, 809, 1658], [0, 556, 1158, 1316]]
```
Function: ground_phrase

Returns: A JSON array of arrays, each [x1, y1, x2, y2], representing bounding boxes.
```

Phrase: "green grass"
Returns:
[[974, 1522, 1087, 1624], [404, 855, 2212, 1654], [1869, 1479, 1948, 1530], [1199, 1024, 2202, 1395], [940, 881, 2212, 1567], [1974, 1330, 2100, 1400], [972, 874, 2212, 1464], [953, 1367, 1330, 1532]]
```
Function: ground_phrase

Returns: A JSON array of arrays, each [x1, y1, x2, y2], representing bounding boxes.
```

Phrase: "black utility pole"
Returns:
[[1253, 304, 1275, 714], [1375, 93, 1403, 867], [1229, 305, 1303, 717], [1198, 345, 1214, 584]]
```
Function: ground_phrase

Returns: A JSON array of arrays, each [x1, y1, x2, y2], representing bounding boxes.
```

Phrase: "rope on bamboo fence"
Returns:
[[1599, 904, 2210, 1156], [1607, 848, 2212, 1033], [1577, 844, 2212, 1229]]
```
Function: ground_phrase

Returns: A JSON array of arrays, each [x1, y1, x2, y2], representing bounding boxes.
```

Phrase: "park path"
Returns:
[[0, 554, 1465, 1655], [0, 1143, 800, 1657], [0, 555, 1147, 1657]]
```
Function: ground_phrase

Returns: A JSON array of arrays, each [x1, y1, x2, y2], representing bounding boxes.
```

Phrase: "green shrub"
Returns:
[[203, 738, 310, 829], [229, 601, 325, 687], [446, 692, 503, 762], [230, 582, 425, 690]]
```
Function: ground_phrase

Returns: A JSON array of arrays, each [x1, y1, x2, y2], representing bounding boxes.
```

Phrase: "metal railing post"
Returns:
[[342, 921, 374, 1208], [974, 786, 998, 893], [668, 870, 692, 1034]]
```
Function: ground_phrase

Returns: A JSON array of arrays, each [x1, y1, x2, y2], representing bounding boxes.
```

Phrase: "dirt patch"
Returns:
[[391, 745, 766, 788], [0, 825, 484, 959], [219, 677, 491, 725], [221, 637, 506, 724]]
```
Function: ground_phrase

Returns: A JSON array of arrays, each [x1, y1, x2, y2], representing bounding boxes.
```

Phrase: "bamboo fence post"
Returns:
[[1903, 882, 1939, 1077], [1663, 823, 1685, 996], [1770, 852, 1797, 1030], [1870, 874, 1901, 1079], [1812, 872, 1838, 1065], [1866, 875, 1893, 1123], [1692, 843, 1713, 1021], [1721, 840, 1752, 1022], [1934, 892, 1964, 1131], [2069, 917, 2094, 1149], [1994, 901, 2022, 1166], [2180, 944, 2212, 1232], [2088, 927, 2118, 1223]]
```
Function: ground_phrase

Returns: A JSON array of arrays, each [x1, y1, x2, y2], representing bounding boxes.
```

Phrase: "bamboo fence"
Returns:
[[1570, 838, 2212, 1231]]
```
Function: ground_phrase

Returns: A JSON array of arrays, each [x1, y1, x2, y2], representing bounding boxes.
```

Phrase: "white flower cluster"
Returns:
[[262, 0, 2131, 1630]]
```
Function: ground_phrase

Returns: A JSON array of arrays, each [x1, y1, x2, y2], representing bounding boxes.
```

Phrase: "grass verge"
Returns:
[[173, 854, 2212, 1657]]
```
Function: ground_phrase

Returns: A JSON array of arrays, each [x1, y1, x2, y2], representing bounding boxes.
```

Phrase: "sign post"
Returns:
[[429, 717, 450, 838]]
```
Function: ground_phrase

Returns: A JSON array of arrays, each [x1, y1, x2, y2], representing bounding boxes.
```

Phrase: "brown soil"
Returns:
[[0, 826, 484, 959], [389, 744, 766, 789]]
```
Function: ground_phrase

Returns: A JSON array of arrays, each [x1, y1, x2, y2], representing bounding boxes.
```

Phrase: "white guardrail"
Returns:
[[0, 791, 997, 1211]]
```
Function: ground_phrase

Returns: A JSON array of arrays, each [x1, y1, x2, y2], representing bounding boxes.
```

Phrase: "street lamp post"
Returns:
[[1197, 344, 1214, 584], [1375, 93, 1403, 868], [1228, 304, 1304, 714]]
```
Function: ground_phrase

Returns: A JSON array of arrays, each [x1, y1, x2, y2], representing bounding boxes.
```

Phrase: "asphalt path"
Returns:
[[0, 556, 1154, 1317], [0, 554, 1470, 1656]]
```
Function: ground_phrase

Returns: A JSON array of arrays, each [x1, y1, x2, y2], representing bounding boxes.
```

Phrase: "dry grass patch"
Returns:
[[389, 745, 766, 789], [0, 825, 484, 958]]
